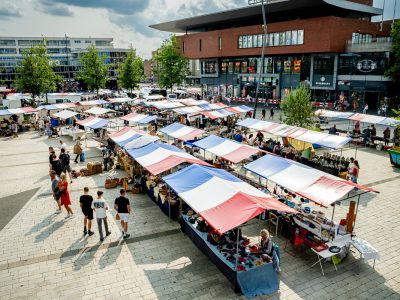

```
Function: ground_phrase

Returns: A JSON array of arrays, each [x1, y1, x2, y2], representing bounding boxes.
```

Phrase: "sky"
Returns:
[[0, 0, 398, 59]]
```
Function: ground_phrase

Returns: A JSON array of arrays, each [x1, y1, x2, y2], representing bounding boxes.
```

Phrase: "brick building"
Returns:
[[151, 0, 393, 110]]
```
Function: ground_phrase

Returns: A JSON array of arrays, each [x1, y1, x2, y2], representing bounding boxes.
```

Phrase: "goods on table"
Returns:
[[80, 168, 91, 176], [105, 178, 118, 189]]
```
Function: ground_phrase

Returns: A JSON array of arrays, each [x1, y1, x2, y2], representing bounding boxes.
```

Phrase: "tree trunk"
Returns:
[[45, 93, 48, 104], [96, 88, 99, 98]]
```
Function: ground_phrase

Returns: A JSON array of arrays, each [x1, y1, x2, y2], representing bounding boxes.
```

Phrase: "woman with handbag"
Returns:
[[58, 174, 74, 217], [73, 139, 83, 163]]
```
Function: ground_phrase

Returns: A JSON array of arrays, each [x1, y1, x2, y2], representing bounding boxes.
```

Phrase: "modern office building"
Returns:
[[151, 0, 394, 109], [0, 36, 129, 90]]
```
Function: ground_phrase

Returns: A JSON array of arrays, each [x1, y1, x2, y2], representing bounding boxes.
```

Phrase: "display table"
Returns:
[[311, 235, 350, 276], [349, 238, 381, 268], [181, 216, 279, 298], [61, 127, 86, 141]]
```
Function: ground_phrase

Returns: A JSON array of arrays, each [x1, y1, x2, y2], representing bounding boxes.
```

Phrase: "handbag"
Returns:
[[116, 213, 120, 220]]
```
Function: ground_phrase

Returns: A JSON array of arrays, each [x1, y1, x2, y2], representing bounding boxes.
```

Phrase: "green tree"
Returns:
[[77, 45, 108, 96], [153, 35, 189, 92], [15, 41, 60, 105], [385, 19, 400, 83], [281, 84, 314, 128], [118, 48, 144, 95]]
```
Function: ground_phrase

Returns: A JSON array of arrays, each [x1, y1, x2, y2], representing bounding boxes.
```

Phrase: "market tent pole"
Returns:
[[352, 194, 362, 235], [330, 202, 336, 239], [235, 226, 240, 272]]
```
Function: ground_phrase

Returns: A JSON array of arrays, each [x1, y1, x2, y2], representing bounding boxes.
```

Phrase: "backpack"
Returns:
[[61, 153, 70, 166]]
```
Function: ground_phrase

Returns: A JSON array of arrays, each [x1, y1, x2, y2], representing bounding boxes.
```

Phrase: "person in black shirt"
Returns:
[[80, 187, 94, 236], [114, 189, 131, 239]]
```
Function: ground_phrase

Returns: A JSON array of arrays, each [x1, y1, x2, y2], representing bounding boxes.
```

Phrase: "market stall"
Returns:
[[107, 97, 134, 104], [121, 112, 157, 125], [193, 134, 260, 164], [108, 127, 159, 149], [52, 110, 84, 141], [244, 153, 380, 274], [237, 118, 351, 150], [146, 100, 185, 110], [38, 103, 77, 111], [159, 123, 205, 141], [226, 105, 253, 114], [76, 116, 110, 129], [163, 164, 296, 297], [202, 109, 236, 120], [176, 99, 208, 106], [198, 103, 227, 110], [172, 106, 204, 115], [84, 107, 115, 116]]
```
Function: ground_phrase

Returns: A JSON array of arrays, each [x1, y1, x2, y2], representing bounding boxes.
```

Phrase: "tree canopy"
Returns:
[[385, 19, 400, 83], [15, 41, 61, 104], [281, 84, 314, 128], [77, 45, 108, 96], [118, 48, 144, 95], [153, 35, 189, 92]]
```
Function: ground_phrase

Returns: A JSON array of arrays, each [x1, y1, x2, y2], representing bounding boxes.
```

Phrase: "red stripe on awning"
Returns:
[[145, 156, 211, 175], [222, 146, 259, 164]]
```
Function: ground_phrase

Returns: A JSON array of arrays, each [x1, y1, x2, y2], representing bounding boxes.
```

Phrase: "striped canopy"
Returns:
[[238, 118, 351, 149], [78, 100, 108, 106], [177, 99, 209, 106], [121, 112, 157, 124], [198, 103, 227, 110], [76, 116, 109, 129], [163, 164, 296, 234], [226, 105, 253, 114], [159, 123, 205, 141], [126, 143, 210, 175], [202, 109, 236, 119], [0, 107, 38, 115], [108, 127, 159, 148], [193, 135, 260, 163], [316, 109, 400, 127], [85, 107, 114, 115], [245, 154, 377, 207], [147, 101, 184, 110], [52, 110, 78, 120], [107, 97, 134, 103], [172, 106, 204, 115], [38, 103, 77, 110]]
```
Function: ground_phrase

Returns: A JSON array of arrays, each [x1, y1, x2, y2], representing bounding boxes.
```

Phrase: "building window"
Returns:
[[237, 30, 305, 49], [257, 34, 263, 47], [0, 40, 16, 46], [182, 41, 185, 53], [85, 40, 92, 44], [0, 48, 17, 54], [218, 37, 222, 50], [199, 39, 202, 52], [201, 60, 217, 74], [291, 30, 298, 45], [298, 30, 304, 44], [95, 40, 111, 46], [74, 40, 81, 44], [238, 36, 243, 48]]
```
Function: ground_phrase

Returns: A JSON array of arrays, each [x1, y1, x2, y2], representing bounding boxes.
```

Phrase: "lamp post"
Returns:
[[248, 0, 268, 119]]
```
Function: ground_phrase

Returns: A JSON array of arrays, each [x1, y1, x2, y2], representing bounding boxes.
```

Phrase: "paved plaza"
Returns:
[[0, 129, 399, 300]]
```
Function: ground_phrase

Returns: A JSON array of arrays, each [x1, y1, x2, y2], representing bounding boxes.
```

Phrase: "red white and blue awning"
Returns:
[[202, 109, 236, 119], [244, 154, 377, 207], [108, 127, 159, 148], [121, 112, 157, 124], [78, 100, 108, 106], [159, 123, 205, 141], [316, 109, 400, 127], [52, 110, 78, 120], [172, 106, 204, 115], [198, 103, 227, 110], [193, 135, 260, 163], [107, 97, 134, 103], [177, 99, 209, 106], [226, 105, 253, 114], [237, 118, 351, 149], [76, 116, 109, 129], [126, 143, 210, 175], [85, 107, 114, 115], [0, 107, 38, 115], [163, 164, 296, 234], [147, 100, 185, 110], [38, 103, 77, 110], [348, 113, 400, 127]]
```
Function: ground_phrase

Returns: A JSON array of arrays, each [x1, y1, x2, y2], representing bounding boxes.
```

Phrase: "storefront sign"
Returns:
[[356, 59, 377, 73], [294, 60, 301, 72], [248, 0, 276, 5], [313, 75, 334, 88]]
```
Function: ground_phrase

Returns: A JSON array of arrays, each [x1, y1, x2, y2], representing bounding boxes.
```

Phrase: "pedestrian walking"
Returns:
[[270, 107, 275, 120], [11, 122, 18, 138], [102, 147, 111, 171], [362, 103, 368, 114], [59, 140, 67, 151], [261, 107, 266, 120], [92, 191, 111, 242], [59, 148, 72, 183], [58, 173, 73, 217], [80, 187, 94, 236], [38, 118, 45, 136], [73, 138, 83, 163], [49, 170, 62, 214], [114, 189, 131, 239]]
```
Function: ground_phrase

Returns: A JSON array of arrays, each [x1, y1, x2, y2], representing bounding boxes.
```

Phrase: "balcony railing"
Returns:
[[346, 37, 392, 52]]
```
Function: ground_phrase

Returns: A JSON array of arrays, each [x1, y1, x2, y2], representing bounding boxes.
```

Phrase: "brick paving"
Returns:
[[0, 131, 399, 299]]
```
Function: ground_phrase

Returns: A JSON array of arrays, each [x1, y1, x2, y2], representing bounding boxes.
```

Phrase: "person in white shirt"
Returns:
[[59, 140, 67, 151], [38, 118, 45, 136], [91, 191, 111, 242]]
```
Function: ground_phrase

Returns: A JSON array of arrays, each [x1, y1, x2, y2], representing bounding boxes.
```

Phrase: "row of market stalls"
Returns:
[[103, 112, 380, 297]]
